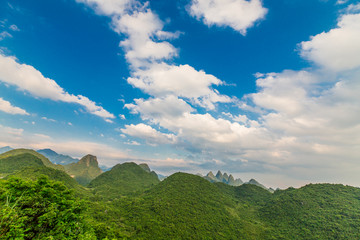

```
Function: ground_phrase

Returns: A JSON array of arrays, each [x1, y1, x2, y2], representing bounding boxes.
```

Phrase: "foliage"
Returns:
[[88, 162, 159, 199], [7, 166, 89, 197], [0, 153, 44, 175], [0, 176, 94, 239], [261, 184, 360, 239]]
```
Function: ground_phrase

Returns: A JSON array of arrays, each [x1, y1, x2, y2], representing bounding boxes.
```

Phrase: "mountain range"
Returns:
[[1, 148, 360, 239]]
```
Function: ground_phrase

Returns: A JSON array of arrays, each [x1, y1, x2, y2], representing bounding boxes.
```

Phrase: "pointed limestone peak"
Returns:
[[139, 163, 151, 173], [227, 174, 235, 185], [215, 170, 223, 181], [248, 178, 259, 184], [206, 171, 215, 178], [234, 178, 243, 186], [79, 154, 99, 167], [223, 173, 229, 182]]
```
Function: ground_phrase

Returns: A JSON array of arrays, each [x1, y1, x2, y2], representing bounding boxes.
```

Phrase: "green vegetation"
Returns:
[[0, 153, 44, 176], [1, 151, 360, 239], [0, 176, 94, 239], [8, 166, 89, 197], [64, 154, 103, 186], [88, 162, 159, 199], [0, 149, 64, 171], [260, 184, 360, 239]]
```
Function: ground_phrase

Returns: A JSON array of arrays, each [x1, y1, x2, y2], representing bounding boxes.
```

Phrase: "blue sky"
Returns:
[[1, 0, 360, 188]]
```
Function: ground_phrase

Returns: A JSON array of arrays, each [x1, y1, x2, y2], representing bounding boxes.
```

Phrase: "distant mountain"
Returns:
[[37, 148, 78, 165], [99, 165, 111, 172], [64, 154, 102, 186], [88, 162, 159, 198], [157, 173, 167, 181], [245, 178, 267, 190], [0, 146, 13, 154], [203, 170, 243, 186], [0, 148, 64, 171]]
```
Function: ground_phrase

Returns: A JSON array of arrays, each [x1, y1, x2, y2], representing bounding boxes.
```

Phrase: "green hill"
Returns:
[[105, 173, 272, 239], [260, 184, 360, 239], [7, 166, 89, 197], [88, 162, 159, 199], [0, 149, 64, 171], [64, 154, 102, 186], [0, 153, 44, 177]]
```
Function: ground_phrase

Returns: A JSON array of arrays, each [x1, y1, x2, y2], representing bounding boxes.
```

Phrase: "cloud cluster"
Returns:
[[78, 0, 360, 186], [127, 63, 231, 109], [188, 0, 267, 35], [0, 54, 115, 122], [0, 97, 29, 115]]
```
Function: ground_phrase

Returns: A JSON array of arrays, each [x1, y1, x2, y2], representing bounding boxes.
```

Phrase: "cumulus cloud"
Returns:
[[0, 97, 29, 115], [300, 13, 360, 72], [78, 0, 230, 110], [188, 0, 267, 35], [127, 63, 232, 109], [125, 95, 194, 121], [121, 123, 177, 145], [0, 54, 115, 122], [76, 0, 360, 186]]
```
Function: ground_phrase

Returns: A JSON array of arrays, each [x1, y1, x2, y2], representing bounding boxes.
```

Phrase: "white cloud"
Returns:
[[76, 0, 134, 16], [300, 13, 360, 72], [121, 123, 177, 145], [346, 3, 360, 13], [0, 97, 29, 115], [124, 140, 141, 145], [128, 63, 232, 109], [0, 31, 12, 40], [9, 24, 19, 31], [119, 114, 126, 120], [41, 117, 57, 122], [114, 10, 178, 68], [0, 54, 115, 121], [336, 0, 349, 5], [189, 0, 267, 35], [125, 95, 194, 121]]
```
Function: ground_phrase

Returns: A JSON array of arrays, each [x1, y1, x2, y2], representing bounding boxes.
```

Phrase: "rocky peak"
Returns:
[[79, 154, 99, 167], [207, 171, 215, 178], [223, 173, 229, 182], [216, 170, 223, 180], [227, 174, 235, 185]]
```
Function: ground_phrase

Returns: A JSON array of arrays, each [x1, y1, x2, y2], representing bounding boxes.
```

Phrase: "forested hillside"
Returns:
[[1, 152, 360, 239]]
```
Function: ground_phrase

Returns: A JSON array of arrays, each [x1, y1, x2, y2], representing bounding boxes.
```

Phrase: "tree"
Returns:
[[0, 176, 94, 239]]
